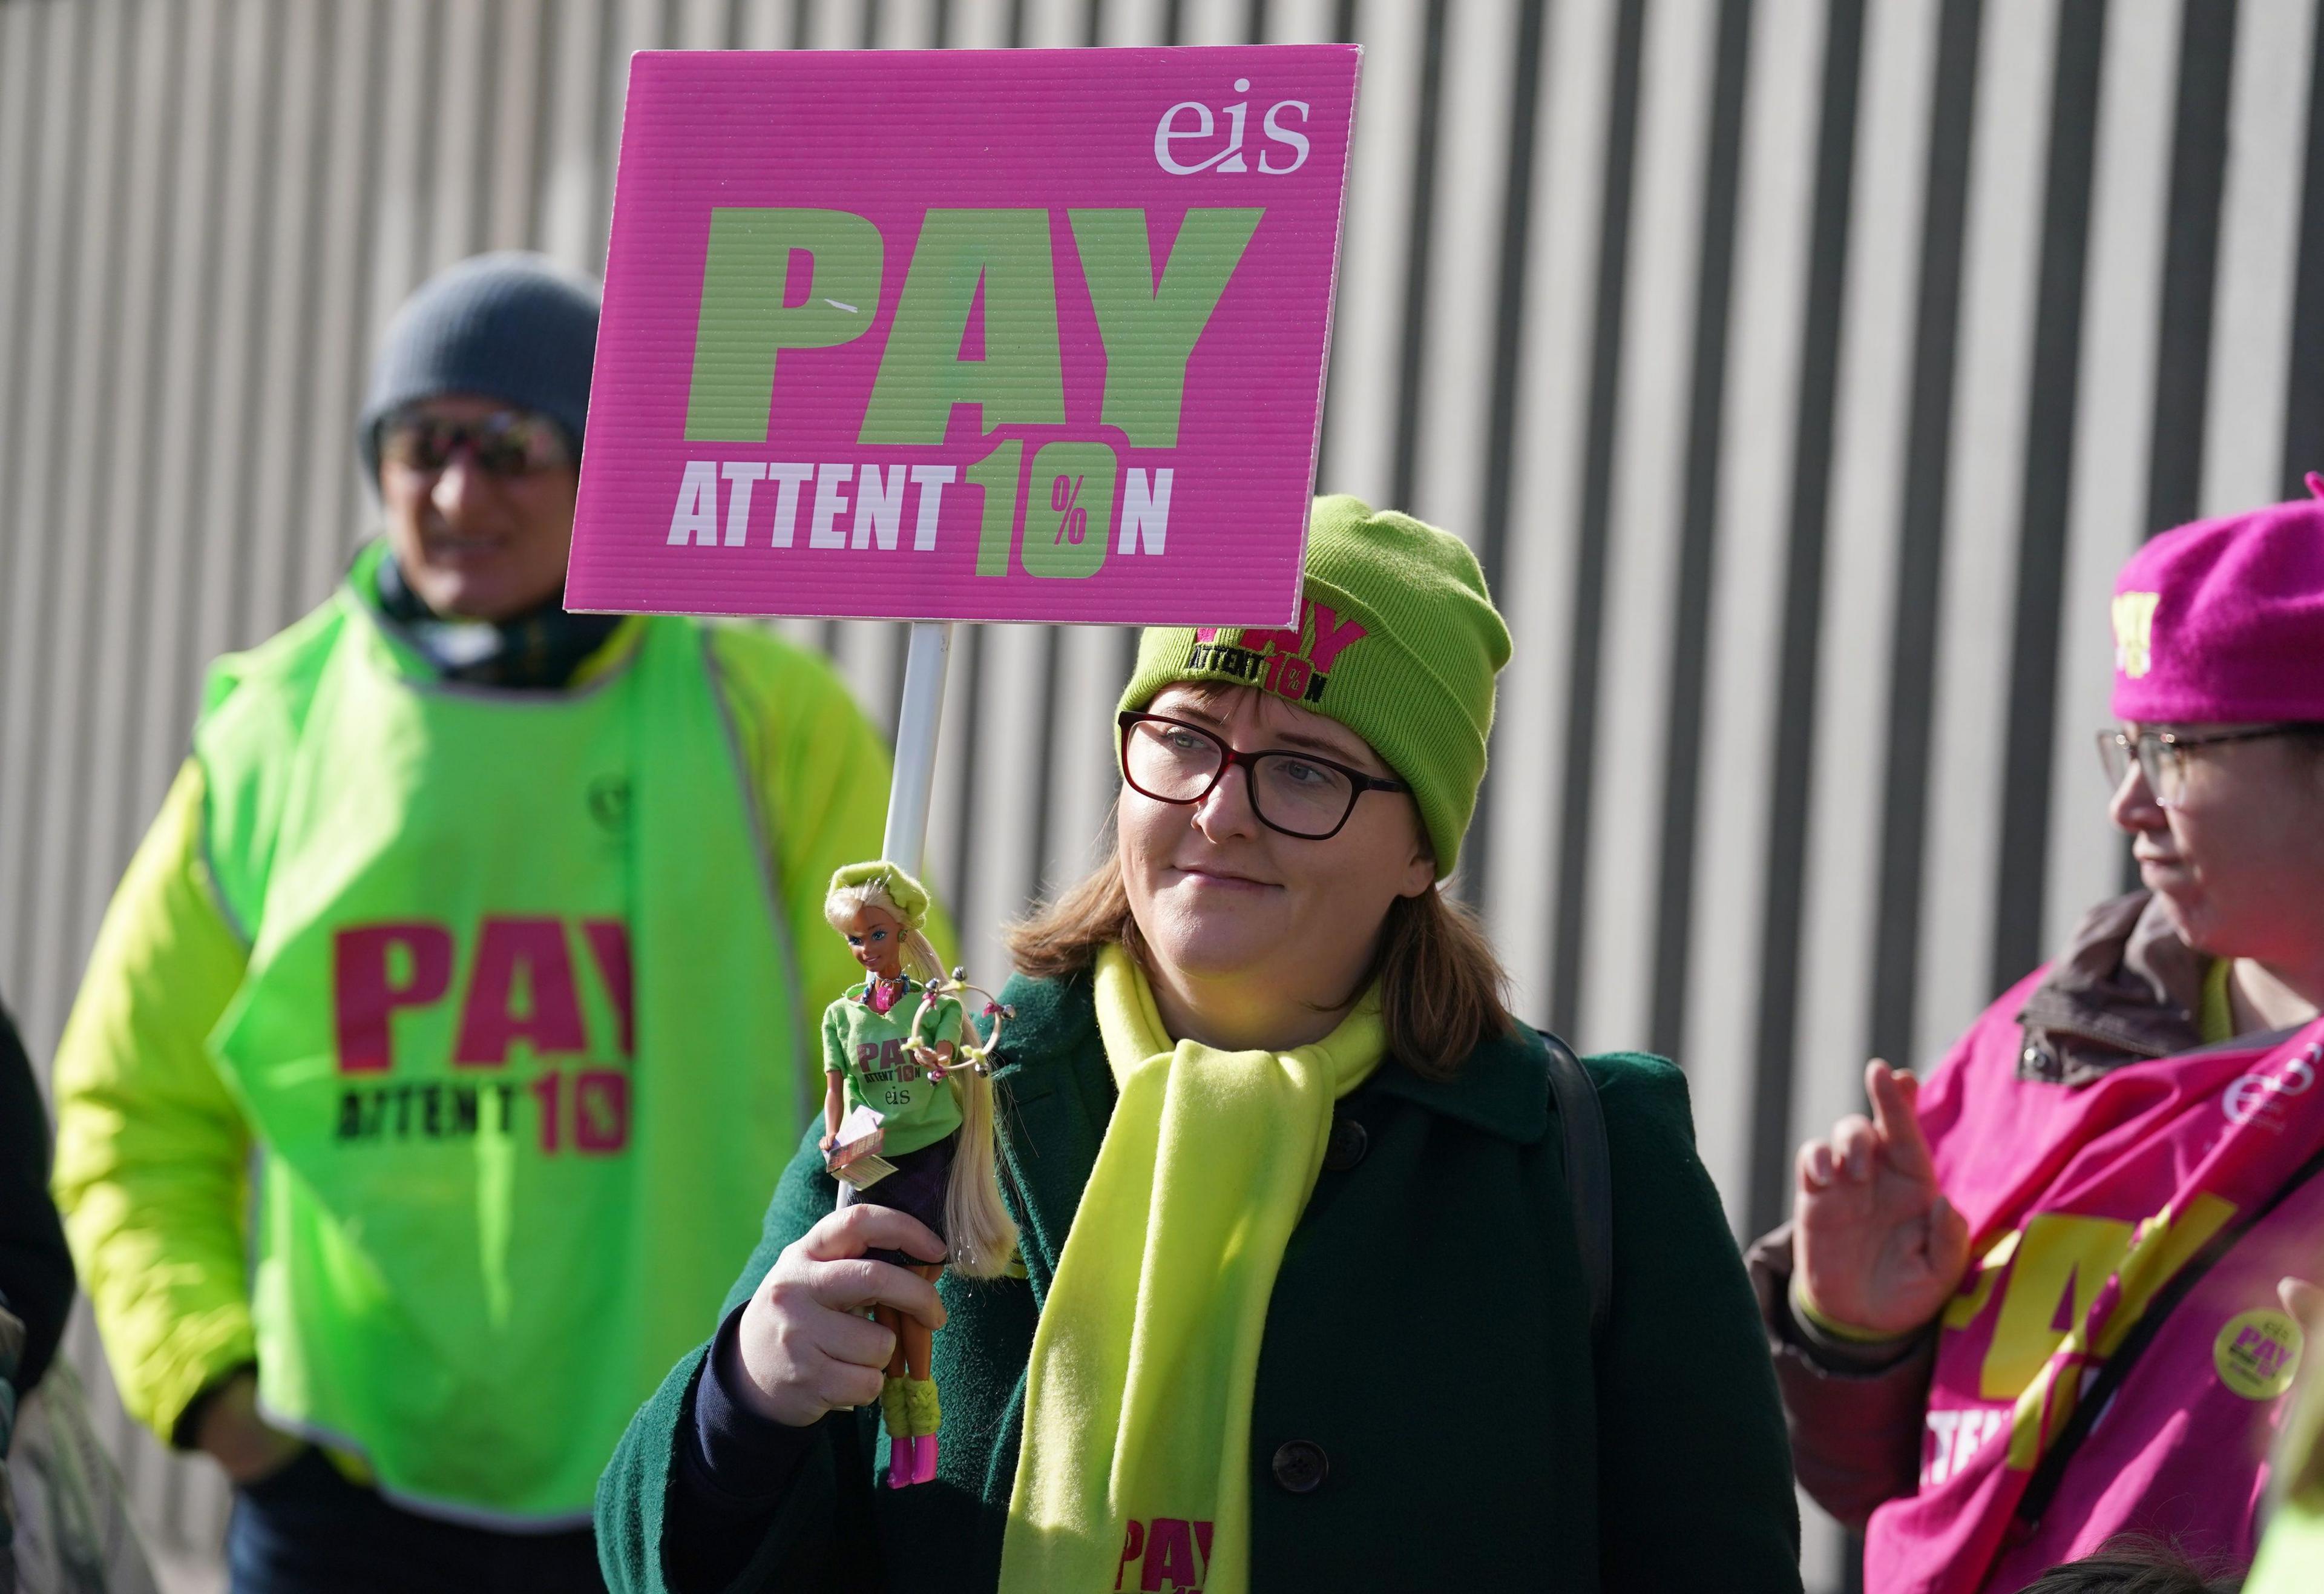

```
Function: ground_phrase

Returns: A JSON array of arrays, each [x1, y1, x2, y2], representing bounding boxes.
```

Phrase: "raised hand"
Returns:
[[1791, 1059, 1972, 1339]]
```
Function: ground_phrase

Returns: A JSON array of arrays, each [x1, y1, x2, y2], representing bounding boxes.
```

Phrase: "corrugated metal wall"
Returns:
[[5, 1, 2321, 1587]]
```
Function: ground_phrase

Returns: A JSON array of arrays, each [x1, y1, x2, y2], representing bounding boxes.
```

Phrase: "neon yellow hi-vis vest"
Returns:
[[193, 562, 809, 1525]]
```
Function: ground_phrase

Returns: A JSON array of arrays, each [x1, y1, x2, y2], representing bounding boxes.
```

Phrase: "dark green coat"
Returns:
[[598, 969, 1801, 1592]]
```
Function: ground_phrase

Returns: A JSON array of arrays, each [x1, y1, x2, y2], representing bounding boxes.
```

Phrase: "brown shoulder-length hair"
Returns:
[[1006, 834, 1516, 1080]]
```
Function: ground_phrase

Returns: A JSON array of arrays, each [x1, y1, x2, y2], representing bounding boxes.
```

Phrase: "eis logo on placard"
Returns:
[[1154, 81, 1313, 175]]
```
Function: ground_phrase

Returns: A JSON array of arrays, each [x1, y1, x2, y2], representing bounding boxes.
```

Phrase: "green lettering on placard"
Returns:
[[1070, 208, 1262, 447], [686, 208, 885, 443], [860, 210, 1065, 444], [1022, 442, 1114, 580], [965, 440, 1023, 578]]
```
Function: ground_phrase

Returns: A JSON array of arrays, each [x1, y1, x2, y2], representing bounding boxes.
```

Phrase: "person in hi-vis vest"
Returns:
[[49, 254, 932, 1593]]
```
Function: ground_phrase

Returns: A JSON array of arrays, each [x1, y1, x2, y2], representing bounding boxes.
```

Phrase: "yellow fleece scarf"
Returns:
[[999, 946, 1384, 1594]]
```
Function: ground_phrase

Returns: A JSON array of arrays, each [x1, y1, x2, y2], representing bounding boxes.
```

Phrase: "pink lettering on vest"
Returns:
[[581, 920, 635, 1059], [453, 917, 588, 1065], [1115, 1521, 1146, 1590], [334, 923, 455, 1073]]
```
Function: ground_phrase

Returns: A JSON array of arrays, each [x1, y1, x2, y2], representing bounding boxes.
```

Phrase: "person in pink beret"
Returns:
[[1747, 482, 2324, 1593]]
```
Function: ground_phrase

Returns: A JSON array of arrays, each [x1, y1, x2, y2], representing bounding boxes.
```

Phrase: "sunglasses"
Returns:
[[378, 407, 574, 479]]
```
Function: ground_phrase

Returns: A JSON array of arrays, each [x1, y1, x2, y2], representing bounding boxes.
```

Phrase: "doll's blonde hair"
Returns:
[[821, 868, 1019, 1280]]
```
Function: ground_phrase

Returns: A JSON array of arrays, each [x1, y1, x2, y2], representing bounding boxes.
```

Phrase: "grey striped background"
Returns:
[[4, 1, 2319, 1587]]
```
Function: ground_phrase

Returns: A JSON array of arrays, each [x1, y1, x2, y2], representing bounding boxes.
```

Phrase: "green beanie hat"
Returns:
[[1118, 495, 1511, 878], [826, 860, 932, 931]]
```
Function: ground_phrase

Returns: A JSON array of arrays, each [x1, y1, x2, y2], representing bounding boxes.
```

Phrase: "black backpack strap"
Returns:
[[1541, 1030, 1613, 1345]]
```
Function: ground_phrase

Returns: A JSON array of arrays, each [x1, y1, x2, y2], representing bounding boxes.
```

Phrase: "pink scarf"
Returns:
[[1868, 992, 2324, 1593]]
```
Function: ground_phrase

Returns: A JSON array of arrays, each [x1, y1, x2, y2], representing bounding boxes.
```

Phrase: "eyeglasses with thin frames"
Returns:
[[1117, 710, 1410, 841], [2095, 723, 2315, 806]]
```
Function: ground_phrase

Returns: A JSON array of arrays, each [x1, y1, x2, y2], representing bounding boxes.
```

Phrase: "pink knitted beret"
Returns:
[[2111, 475, 2324, 723]]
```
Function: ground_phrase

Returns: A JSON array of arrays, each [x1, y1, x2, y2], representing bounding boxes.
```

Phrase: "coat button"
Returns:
[[1322, 1116, 1368, 1172], [1272, 1440, 1328, 1494]]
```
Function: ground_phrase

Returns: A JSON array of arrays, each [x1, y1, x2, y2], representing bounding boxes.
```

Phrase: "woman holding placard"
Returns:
[[597, 497, 1802, 1593]]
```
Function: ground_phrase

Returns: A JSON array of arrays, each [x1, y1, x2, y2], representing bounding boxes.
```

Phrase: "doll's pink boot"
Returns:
[[881, 1377, 914, 1487], [904, 1378, 942, 1484]]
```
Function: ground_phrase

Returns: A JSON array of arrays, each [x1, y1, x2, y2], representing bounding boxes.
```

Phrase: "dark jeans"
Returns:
[[226, 1447, 605, 1594]]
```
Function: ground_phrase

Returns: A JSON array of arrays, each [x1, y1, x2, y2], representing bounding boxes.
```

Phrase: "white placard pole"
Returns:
[[881, 621, 954, 880]]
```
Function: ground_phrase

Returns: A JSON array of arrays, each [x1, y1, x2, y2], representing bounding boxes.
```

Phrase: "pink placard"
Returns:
[[566, 45, 1359, 627]]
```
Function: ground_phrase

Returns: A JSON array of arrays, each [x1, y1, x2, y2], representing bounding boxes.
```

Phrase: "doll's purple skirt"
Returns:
[[836, 1131, 955, 1267]]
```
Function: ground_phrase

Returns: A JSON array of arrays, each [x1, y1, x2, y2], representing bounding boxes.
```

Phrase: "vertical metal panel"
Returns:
[[485, 0, 547, 244], [1316, 0, 1423, 502], [125, 0, 228, 865], [1989, 0, 2109, 996], [2203, 0, 2316, 515], [1099, 0, 1166, 47], [1449, 0, 1546, 903], [1576, 0, 1716, 1054], [25, 0, 131, 1035], [10, 3, 2324, 1588], [2282, 0, 2324, 486], [1548, 0, 1647, 1040], [1685, 0, 1823, 1228], [290, 0, 383, 610], [239, 0, 329, 661], [1912, 0, 2050, 1072], [0, 0, 90, 1010], [2041, 0, 2181, 961], [1387, 0, 1448, 511], [1020, 0, 1083, 48], [1865, 0, 1980, 1075], [538, 0, 606, 271], [1408, 0, 1518, 560], [2144, 0, 2239, 536], [1644, 0, 1753, 1061], [71, 0, 176, 987], [1483, 0, 1615, 1022], [430, 0, 492, 269]]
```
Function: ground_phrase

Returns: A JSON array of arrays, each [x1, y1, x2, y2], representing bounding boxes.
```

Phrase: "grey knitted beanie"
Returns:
[[357, 252, 600, 482]]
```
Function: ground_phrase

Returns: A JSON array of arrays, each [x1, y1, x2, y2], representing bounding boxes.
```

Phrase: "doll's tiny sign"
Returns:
[[566, 45, 1357, 628]]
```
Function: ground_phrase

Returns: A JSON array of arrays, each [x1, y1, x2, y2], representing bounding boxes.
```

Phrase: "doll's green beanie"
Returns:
[[1118, 495, 1511, 878], [827, 860, 931, 930]]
